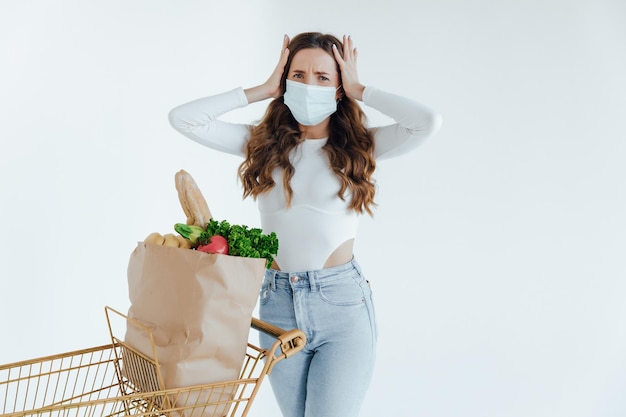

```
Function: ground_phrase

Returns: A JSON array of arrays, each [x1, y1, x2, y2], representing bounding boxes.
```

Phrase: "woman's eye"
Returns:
[[292, 73, 303, 79], [320, 76, 329, 81]]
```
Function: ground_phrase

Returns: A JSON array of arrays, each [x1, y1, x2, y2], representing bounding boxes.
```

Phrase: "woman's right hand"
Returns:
[[245, 35, 290, 103]]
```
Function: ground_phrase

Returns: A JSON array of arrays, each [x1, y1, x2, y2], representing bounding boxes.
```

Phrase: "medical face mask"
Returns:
[[283, 79, 339, 126]]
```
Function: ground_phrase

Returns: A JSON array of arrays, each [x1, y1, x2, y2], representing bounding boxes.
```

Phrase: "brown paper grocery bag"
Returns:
[[124, 242, 265, 415]]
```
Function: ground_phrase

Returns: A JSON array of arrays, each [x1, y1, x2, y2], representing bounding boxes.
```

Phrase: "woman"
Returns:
[[169, 32, 442, 417]]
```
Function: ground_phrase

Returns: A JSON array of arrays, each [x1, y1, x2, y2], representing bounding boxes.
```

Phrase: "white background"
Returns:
[[1, 1, 625, 416]]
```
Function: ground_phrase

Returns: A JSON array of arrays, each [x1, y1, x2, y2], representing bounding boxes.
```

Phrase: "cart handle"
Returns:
[[251, 317, 286, 338], [251, 317, 306, 361]]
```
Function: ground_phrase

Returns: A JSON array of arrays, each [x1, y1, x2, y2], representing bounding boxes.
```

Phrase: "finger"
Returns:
[[277, 35, 289, 64], [279, 46, 290, 67], [341, 35, 351, 59], [332, 43, 344, 65], [345, 35, 356, 56], [276, 36, 290, 70], [282, 34, 290, 52]]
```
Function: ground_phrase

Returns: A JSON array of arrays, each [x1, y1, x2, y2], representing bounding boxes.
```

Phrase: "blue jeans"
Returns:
[[259, 259, 378, 417]]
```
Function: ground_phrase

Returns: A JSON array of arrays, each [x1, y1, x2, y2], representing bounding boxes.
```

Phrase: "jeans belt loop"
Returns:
[[269, 270, 277, 291], [307, 270, 317, 292]]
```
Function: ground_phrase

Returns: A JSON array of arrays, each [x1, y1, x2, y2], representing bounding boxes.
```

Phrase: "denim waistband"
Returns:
[[265, 258, 362, 292]]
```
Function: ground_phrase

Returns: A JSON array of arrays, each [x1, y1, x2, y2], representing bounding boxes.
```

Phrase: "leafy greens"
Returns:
[[199, 219, 279, 268]]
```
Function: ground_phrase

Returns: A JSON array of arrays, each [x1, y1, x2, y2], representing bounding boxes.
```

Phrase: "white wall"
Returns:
[[1, 1, 625, 416]]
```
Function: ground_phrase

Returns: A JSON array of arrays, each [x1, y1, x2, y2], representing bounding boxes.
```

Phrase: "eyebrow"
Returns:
[[291, 69, 333, 76]]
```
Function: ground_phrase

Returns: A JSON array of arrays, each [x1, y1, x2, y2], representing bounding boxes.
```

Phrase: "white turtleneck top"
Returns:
[[168, 86, 441, 272]]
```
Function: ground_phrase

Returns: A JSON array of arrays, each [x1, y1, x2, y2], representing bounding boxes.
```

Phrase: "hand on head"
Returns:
[[263, 34, 291, 99], [332, 35, 365, 101]]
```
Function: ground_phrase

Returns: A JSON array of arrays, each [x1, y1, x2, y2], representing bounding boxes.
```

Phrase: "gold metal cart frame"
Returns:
[[0, 306, 305, 417]]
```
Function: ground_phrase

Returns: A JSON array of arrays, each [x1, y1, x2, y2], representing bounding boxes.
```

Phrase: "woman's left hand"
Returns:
[[332, 35, 366, 101]]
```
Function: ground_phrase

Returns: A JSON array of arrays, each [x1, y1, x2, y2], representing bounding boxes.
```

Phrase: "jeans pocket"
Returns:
[[319, 276, 367, 306], [259, 282, 271, 305], [367, 290, 379, 341]]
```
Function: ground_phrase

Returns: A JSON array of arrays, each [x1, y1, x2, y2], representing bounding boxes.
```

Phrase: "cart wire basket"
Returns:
[[0, 306, 306, 417]]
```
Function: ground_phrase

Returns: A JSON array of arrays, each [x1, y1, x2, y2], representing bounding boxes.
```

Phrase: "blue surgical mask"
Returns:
[[283, 80, 339, 126]]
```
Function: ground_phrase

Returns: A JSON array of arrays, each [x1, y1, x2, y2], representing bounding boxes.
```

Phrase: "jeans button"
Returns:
[[290, 275, 299, 283]]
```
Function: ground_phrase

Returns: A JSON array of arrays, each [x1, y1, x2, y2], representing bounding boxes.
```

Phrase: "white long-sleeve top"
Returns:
[[169, 86, 442, 272]]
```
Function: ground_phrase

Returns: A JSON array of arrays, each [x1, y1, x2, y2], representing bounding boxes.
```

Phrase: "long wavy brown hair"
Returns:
[[238, 32, 377, 215]]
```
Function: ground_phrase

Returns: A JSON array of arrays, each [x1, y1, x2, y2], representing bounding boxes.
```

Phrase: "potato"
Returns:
[[144, 232, 165, 245]]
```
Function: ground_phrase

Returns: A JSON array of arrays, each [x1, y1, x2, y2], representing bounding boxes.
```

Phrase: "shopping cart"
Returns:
[[0, 306, 306, 417]]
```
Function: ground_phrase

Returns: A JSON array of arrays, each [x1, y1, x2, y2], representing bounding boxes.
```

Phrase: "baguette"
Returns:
[[175, 169, 212, 228]]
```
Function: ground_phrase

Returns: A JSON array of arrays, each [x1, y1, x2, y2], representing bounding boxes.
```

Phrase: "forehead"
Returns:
[[290, 48, 338, 73]]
